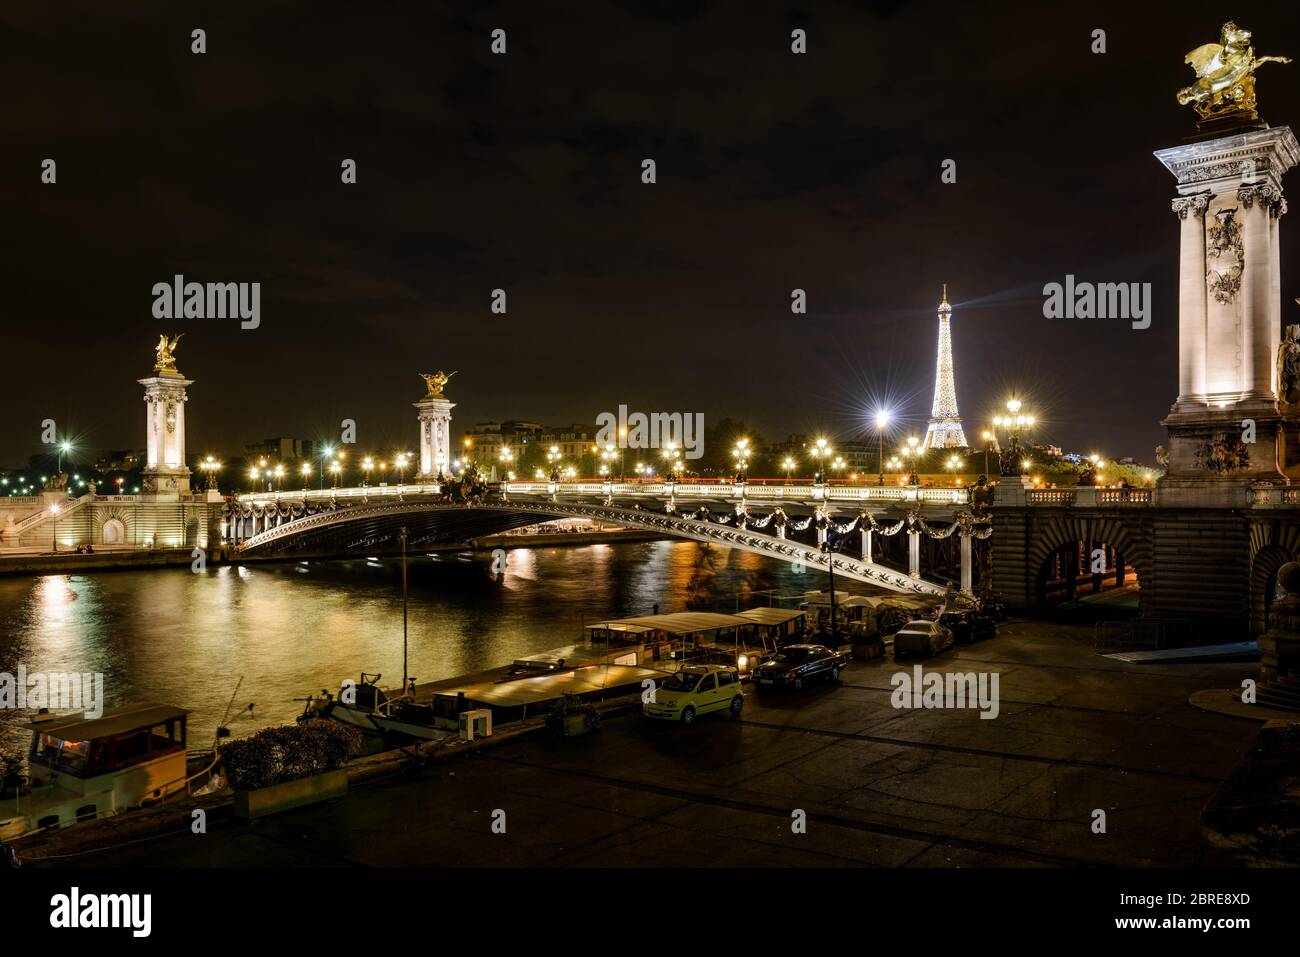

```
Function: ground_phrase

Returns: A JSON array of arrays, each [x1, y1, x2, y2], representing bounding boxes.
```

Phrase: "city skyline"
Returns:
[[6, 3, 1300, 466]]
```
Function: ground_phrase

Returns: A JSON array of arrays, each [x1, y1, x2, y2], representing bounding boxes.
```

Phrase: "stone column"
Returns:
[[414, 396, 455, 481], [138, 374, 193, 498], [861, 528, 872, 563], [908, 528, 920, 578], [1172, 194, 1210, 405], [1237, 184, 1281, 400]]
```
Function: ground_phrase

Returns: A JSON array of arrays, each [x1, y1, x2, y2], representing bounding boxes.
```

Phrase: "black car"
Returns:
[[939, 609, 997, 644], [752, 644, 846, 691]]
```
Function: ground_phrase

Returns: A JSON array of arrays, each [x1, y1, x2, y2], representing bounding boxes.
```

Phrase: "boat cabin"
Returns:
[[0, 702, 188, 840]]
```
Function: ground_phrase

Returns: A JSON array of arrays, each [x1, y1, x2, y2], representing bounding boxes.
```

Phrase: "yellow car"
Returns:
[[643, 665, 743, 725]]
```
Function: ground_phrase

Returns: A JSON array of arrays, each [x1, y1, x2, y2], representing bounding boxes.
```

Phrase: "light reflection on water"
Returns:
[[0, 541, 831, 751]]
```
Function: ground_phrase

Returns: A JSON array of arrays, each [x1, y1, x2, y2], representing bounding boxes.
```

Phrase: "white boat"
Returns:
[[0, 703, 200, 841]]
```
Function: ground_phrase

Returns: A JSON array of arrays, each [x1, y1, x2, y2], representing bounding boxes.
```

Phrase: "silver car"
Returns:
[[893, 620, 954, 659]]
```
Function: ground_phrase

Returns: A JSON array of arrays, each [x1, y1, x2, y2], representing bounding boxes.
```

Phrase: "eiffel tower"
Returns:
[[923, 285, 968, 449]]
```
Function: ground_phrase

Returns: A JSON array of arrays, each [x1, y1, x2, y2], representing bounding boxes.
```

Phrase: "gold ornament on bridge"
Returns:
[[153, 333, 184, 376], [1177, 21, 1290, 125], [419, 370, 457, 398]]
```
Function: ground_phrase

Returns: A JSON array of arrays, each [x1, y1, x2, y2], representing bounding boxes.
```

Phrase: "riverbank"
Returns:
[[10, 620, 1277, 867]]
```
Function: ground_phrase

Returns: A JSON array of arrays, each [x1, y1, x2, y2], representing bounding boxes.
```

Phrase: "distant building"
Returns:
[[244, 437, 317, 461], [95, 449, 145, 472], [540, 425, 599, 462]]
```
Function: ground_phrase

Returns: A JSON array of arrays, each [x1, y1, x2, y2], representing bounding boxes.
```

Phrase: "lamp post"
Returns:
[[318, 444, 333, 491], [810, 437, 831, 483], [56, 440, 72, 475], [274, 464, 285, 491], [946, 454, 961, 486], [875, 412, 889, 485], [903, 435, 920, 485], [329, 460, 342, 488], [992, 398, 1035, 476], [782, 456, 796, 482], [300, 462, 312, 491], [980, 430, 993, 477], [733, 438, 751, 482], [50, 504, 59, 553], [362, 457, 374, 488]]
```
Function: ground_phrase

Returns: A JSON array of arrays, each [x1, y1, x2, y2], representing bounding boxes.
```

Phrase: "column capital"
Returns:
[[1236, 183, 1285, 215], [1171, 194, 1211, 219]]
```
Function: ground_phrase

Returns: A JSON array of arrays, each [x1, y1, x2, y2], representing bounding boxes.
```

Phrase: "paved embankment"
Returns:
[[16, 621, 1273, 868]]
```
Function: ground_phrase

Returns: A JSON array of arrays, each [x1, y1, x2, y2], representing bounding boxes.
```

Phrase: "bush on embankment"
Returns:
[[219, 721, 362, 791]]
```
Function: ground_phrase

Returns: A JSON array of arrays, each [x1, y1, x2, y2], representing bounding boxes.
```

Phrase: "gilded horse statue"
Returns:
[[1177, 21, 1290, 120]]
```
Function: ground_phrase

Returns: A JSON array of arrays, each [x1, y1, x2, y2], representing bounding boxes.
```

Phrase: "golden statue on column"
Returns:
[[1177, 21, 1290, 123]]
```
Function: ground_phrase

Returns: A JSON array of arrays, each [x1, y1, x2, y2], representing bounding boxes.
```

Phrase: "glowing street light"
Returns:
[[992, 397, 1035, 475], [782, 456, 796, 481], [362, 457, 374, 487], [875, 411, 890, 485], [56, 440, 73, 474], [901, 435, 921, 486], [201, 455, 221, 492], [300, 462, 312, 490], [733, 438, 751, 480]]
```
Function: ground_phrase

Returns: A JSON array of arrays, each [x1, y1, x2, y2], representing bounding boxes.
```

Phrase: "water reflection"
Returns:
[[0, 541, 841, 749]]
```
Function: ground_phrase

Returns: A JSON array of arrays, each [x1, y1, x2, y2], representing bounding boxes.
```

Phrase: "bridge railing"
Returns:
[[1026, 487, 1152, 506], [234, 483, 442, 505], [502, 480, 969, 505]]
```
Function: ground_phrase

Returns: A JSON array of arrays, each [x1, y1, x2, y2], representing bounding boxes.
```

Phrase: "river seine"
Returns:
[[0, 541, 827, 751]]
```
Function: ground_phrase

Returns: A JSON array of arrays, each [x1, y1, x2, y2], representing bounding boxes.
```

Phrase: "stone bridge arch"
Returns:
[[1023, 512, 1153, 606], [231, 498, 950, 596], [1249, 521, 1300, 636]]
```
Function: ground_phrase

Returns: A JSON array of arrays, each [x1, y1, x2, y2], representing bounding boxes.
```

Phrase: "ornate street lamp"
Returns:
[[992, 398, 1035, 476]]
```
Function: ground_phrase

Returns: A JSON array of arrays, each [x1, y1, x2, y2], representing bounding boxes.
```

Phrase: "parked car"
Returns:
[[753, 644, 847, 691], [975, 592, 1008, 622], [643, 665, 743, 725], [893, 621, 954, 659], [939, 610, 997, 644]]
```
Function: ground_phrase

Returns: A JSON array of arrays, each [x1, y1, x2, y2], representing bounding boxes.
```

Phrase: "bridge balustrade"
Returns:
[[501, 480, 969, 505]]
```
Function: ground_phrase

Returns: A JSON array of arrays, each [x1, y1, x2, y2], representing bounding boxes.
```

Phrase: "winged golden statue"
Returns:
[[1177, 21, 1290, 120], [419, 370, 457, 398], [154, 333, 184, 375]]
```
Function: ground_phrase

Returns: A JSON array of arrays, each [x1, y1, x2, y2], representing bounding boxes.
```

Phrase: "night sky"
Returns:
[[4, 1, 1300, 468]]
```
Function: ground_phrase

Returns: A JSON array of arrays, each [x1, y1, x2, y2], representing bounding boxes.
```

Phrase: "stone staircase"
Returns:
[[1256, 674, 1300, 713]]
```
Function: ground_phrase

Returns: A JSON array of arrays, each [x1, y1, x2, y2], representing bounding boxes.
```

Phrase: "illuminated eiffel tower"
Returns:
[[923, 285, 968, 449]]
